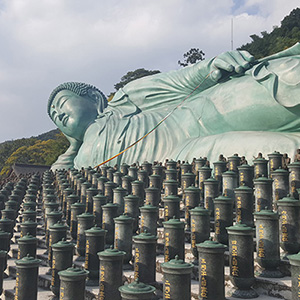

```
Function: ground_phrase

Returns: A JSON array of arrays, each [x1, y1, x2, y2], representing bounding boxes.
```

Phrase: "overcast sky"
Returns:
[[0, 0, 299, 143]]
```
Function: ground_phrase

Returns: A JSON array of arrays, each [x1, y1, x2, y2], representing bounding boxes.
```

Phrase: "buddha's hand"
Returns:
[[210, 50, 255, 81]]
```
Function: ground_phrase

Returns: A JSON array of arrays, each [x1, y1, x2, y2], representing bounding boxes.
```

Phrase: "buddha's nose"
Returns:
[[58, 113, 65, 121]]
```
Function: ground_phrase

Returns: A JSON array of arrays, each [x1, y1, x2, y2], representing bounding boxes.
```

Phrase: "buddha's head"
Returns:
[[48, 82, 107, 141]]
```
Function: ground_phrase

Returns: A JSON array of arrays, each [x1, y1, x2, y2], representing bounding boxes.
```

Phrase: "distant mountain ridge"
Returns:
[[0, 128, 60, 145], [34, 129, 62, 141]]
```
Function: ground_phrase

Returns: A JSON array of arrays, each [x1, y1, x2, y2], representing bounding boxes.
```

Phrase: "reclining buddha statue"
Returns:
[[48, 43, 300, 170]]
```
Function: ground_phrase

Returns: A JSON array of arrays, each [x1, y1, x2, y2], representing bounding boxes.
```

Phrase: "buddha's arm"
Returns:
[[180, 44, 300, 94], [174, 50, 255, 92], [51, 136, 82, 171], [120, 50, 255, 110]]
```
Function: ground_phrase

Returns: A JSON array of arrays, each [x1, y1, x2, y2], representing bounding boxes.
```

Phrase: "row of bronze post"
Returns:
[[1, 152, 300, 299]]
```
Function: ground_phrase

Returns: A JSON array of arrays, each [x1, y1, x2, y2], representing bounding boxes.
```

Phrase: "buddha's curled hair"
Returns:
[[47, 82, 108, 116]]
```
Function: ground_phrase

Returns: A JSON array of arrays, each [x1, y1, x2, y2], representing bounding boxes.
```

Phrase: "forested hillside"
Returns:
[[238, 8, 300, 58], [0, 129, 69, 177]]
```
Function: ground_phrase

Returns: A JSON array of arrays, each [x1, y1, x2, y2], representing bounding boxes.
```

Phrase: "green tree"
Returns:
[[238, 8, 300, 58], [178, 48, 205, 67], [0, 131, 69, 177], [114, 68, 161, 91], [0, 138, 37, 172], [107, 92, 115, 102], [281, 8, 300, 34]]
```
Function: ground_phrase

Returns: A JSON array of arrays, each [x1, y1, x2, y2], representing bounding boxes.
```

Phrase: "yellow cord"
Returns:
[[93, 70, 215, 169]]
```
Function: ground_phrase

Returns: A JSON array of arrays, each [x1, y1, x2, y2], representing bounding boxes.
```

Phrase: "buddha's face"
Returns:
[[49, 90, 98, 140]]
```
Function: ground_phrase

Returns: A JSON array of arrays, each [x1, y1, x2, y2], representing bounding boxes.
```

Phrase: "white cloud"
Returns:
[[0, 0, 299, 142]]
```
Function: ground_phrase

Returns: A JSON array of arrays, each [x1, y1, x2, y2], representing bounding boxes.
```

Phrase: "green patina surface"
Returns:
[[48, 44, 300, 170]]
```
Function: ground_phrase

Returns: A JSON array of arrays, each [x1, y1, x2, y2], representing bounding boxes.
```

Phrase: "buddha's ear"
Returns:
[[88, 89, 102, 102], [87, 88, 108, 114]]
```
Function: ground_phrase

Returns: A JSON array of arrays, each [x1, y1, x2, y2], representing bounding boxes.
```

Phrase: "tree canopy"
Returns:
[[114, 68, 161, 91], [178, 48, 205, 67], [0, 131, 69, 178], [238, 8, 300, 58]]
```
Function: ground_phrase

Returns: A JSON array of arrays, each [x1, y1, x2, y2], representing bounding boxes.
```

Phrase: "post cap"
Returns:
[[197, 239, 227, 249], [58, 265, 89, 278], [161, 255, 193, 270], [119, 279, 156, 294], [15, 254, 41, 267], [97, 246, 126, 257]]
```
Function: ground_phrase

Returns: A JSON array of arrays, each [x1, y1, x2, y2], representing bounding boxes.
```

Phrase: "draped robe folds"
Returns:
[[61, 44, 300, 169]]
